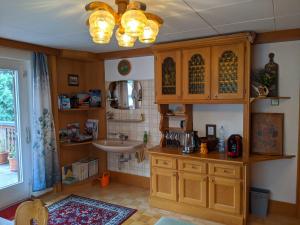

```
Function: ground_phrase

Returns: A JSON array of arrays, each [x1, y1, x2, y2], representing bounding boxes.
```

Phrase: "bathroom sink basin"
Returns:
[[92, 139, 143, 153]]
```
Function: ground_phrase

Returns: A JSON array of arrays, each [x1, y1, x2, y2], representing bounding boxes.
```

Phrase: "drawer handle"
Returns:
[[223, 169, 230, 173], [191, 165, 197, 169], [202, 177, 206, 182], [163, 161, 168, 165], [211, 178, 215, 183], [173, 172, 177, 176]]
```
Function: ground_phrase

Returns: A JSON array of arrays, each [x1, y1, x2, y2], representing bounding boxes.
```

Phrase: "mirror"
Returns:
[[108, 80, 142, 109]]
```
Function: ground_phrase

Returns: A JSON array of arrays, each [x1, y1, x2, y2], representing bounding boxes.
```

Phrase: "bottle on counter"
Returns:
[[143, 130, 148, 145], [218, 126, 226, 153]]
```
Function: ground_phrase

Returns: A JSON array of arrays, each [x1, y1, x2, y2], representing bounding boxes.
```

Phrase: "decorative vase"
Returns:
[[0, 152, 8, 164], [8, 158, 18, 171]]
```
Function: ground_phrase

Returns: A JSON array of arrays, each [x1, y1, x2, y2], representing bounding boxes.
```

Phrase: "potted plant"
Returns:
[[8, 145, 18, 172], [0, 140, 8, 164], [251, 69, 275, 97]]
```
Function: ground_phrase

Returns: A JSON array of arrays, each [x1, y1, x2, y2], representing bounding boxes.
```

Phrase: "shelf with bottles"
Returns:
[[58, 90, 102, 111], [159, 104, 193, 147], [59, 119, 99, 149]]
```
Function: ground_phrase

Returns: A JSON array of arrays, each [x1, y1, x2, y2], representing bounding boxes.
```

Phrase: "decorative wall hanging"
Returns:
[[251, 113, 283, 155], [118, 59, 131, 75], [68, 74, 79, 86]]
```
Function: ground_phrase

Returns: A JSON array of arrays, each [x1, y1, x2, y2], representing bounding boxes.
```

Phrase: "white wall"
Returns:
[[104, 57, 160, 177], [193, 104, 243, 138], [105, 56, 154, 81], [251, 41, 300, 203]]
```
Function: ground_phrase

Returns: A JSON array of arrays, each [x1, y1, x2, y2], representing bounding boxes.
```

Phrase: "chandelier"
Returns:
[[85, 0, 164, 47]]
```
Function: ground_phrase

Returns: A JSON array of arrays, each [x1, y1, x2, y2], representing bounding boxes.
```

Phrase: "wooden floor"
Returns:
[[41, 182, 300, 225]]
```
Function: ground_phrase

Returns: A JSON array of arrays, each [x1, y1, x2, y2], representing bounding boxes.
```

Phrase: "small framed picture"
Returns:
[[68, 74, 79, 86], [206, 124, 216, 138]]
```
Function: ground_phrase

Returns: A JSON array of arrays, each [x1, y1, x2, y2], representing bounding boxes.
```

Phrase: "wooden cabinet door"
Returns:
[[211, 43, 245, 100], [151, 167, 177, 201], [155, 50, 181, 102], [209, 177, 241, 214], [182, 47, 211, 100], [178, 171, 207, 207]]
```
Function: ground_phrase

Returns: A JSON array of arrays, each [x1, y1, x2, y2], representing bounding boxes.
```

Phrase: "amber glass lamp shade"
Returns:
[[121, 10, 147, 37], [139, 19, 159, 43], [89, 10, 115, 44], [116, 28, 136, 47]]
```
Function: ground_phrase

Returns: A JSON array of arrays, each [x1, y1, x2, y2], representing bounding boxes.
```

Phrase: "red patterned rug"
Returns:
[[47, 195, 137, 225]]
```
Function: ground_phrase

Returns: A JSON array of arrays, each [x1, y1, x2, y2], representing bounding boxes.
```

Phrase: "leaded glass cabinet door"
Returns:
[[183, 48, 211, 100], [155, 51, 181, 102], [212, 43, 244, 100]]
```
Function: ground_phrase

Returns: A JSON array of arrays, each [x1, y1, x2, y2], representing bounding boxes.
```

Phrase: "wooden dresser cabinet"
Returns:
[[150, 151, 246, 225], [153, 33, 253, 103]]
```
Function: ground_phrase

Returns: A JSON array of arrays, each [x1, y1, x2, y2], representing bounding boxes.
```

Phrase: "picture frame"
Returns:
[[68, 74, 79, 86], [206, 124, 216, 138], [251, 113, 284, 155]]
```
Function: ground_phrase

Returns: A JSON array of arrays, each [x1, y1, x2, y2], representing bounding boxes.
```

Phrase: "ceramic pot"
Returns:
[[0, 152, 8, 164], [8, 158, 18, 171]]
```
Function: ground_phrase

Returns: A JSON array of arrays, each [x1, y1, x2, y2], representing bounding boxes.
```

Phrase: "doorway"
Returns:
[[0, 59, 32, 209]]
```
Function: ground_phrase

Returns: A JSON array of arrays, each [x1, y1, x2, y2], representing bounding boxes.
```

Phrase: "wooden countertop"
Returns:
[[148, 146, 244, 164]]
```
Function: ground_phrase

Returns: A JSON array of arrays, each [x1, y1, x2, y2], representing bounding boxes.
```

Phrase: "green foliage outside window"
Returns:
[[0, 71, 15, 122]]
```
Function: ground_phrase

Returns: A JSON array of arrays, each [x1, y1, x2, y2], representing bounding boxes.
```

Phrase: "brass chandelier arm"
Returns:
[[115, 0, 129, 14], [85, 1, 115, 16], [127, 1, 146, 11], [144, 12, 164, 25]]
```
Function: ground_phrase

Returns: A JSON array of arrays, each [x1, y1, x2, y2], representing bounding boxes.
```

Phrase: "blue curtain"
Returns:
[[32, 52, 60, 192]]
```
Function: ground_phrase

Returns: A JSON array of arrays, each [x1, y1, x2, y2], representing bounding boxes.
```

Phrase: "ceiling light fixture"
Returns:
[[85, 0, 163, 47]]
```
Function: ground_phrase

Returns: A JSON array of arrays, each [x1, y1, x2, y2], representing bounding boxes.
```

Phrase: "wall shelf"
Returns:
[[250, 96, 291, 103], [249, 154, 295, 163], [107, 113, 145, 123], [59, 107, 103, 112], [60, 141, 94, 147]]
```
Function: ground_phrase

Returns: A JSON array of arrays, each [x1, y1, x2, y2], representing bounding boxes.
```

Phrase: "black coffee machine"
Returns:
[[227, 134, 242, 157]]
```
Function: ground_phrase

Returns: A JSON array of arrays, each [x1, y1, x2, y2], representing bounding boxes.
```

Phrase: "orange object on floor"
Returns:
[[98, 172, 110, 187]]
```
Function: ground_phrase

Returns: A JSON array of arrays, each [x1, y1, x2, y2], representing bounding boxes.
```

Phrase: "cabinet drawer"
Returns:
[[209, 163, 242, 179], [152, 155, 177, 169], [178, 159, 206, 174]]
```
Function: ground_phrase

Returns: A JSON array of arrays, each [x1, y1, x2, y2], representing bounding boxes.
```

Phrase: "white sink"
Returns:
[[92, 139, 144, 153]]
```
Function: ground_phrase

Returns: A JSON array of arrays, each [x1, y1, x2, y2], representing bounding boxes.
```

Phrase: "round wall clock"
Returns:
[[118, 59, 131, 76]]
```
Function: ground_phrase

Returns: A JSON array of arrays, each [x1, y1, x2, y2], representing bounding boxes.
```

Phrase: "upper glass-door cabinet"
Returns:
[[211, 43, 245, 100], [155, 50, 181, 102], [182, 47, 211, 100]]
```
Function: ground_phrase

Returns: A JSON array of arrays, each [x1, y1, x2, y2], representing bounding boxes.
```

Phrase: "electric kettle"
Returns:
[[182, 131, 199, 154]]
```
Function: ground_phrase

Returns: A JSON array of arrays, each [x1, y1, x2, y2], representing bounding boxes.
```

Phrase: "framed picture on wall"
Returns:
[[206, 124, 216, 138], [68, 74, 79, 86], [251, 113, 284, 155]]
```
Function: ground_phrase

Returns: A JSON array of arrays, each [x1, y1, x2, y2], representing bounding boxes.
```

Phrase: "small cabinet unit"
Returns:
[[151, 167, 177, 201], [149, 149, 245, 225], [155, 50, 181, 101], [211, 43, 245, 100], [182, 47, 211, 100], [208, 177, 242, 214], [178, 171, 207, 207]]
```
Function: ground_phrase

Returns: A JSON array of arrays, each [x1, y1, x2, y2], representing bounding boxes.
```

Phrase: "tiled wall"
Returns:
[[106, 80, 160, 177]]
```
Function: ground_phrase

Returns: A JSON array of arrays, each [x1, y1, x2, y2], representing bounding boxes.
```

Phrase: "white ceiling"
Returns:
[[0, 0, 299, 53]]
